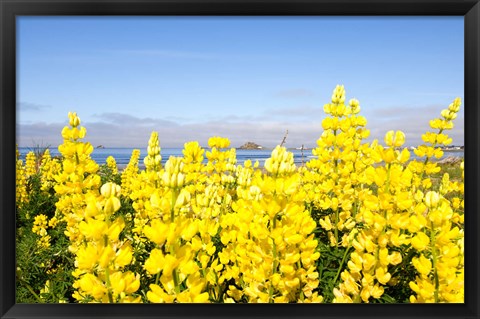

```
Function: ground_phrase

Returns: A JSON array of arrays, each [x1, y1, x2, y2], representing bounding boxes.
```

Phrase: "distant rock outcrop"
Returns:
[[238, 142, 263, 150]]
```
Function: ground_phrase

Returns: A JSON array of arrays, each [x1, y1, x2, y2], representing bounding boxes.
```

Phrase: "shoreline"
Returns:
[[115, 155, 464, 173]]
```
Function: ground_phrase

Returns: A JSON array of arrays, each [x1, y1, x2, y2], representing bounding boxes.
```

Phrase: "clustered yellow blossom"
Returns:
[[32, 214, 51, 249], [16, 146, 29, 206], [16, 86, 464, 304], [120, 149, 140, 198], [330, 92, 463, 303], [40, 149, 62, 191], [304, 85, 373, 249], [132, 136, 217, 302], [53, 112, 102, 253], [407, 97, 464, 303], [25, 151, 38, 178], [332, 129, 409, 303], [72, 182, 141, 303], [106, 155, 118, 175], [220, 146, 322, 303]]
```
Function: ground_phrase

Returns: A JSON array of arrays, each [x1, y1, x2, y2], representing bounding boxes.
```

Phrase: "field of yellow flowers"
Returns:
[[15, 86, 464, 303]]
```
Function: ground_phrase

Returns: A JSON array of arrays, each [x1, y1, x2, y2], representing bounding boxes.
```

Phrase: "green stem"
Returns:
[[173, 268, 181, 294], [270, 239, 278, 303], [213, 270, 223, 302], [155, 272, 160, 286], [19, 278, 43, 303], [430, 222, 439, 303], [105, 267, 114, 303], [170, 189, 178, 222], [333, 246, 351, 285], [385, 163, 391, 195], [334, 210, 339, 246]]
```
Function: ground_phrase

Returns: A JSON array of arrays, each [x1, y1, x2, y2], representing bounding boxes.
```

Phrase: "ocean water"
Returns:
[[18, 147, 464, 168], [18, 147, 301, 166]]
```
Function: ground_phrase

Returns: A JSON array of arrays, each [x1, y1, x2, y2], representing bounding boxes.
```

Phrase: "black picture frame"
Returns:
[[1, 0, 478, 318]]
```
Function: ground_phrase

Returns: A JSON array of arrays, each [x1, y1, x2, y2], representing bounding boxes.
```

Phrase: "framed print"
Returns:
[[1, 0, 479, 319]]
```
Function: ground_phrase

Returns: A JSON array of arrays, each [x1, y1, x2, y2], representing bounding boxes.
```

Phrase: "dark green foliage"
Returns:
[[16, 172, 75, 303], [98, 164, 122, 185]]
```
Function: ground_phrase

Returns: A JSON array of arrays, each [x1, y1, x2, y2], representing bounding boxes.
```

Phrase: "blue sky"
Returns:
[[17, 16, 464, 148]]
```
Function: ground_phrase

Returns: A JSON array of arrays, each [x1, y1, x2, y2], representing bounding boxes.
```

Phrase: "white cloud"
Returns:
[[364, 104, 464, 146], [16, 104, 464, 149], [16, 112, 322, 148]]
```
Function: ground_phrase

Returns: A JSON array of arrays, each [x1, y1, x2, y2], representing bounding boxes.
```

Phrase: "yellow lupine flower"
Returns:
[[208, 136, 230, 149], [75, 273, 107, 300], [143, 219, 169, 246], [79, 218, 108, 241], [16, 158, 28, 206], [411, 232, 430, 251], [115, 242, 133, 268], [106, 156, 118, 175], [375, 267, 391, 285], [147, 284, 175, 303], [24, 151, 37, 177], [384, 130, 405, 148], [28, 90, 463, 304], [106, 216, 125, 241], [98, 245, 116, 269], [412, 255, 432, 277], [144, 248, 165, 275], [75, 243, 99, 270], [109, 271, 140, 296], [424, 191, 441, 208], [144, 131, 162, 171]]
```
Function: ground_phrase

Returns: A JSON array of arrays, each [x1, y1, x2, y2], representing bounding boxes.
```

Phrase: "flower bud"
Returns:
[[424, 191, 440, 208], [349, 98, 360, 114], [68, 112, 81, 127], [176, 173, 185, 188], [104, 197, 121, 214], [175, 189, 191, 209], [78, 127, 87, 139], [384, 130, 405, 148], [448, 97, 461, 112], [331, 85, 346, 104], [441, 109, 456, 120], [101, 182, 121, 198], [162, 171, 171, 187]]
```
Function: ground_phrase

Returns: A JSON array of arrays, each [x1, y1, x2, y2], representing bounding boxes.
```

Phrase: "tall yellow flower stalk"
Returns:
[[32, 214, 51, 250], [304, 85, 372, 247], [72, 182, 141, 303], [142, 154, 211, 303], [40, 149, 62, 192], [204, 136, 238, 206], [333, 97, 463, 303], [121, 149, 141, 198], [407, 98, 464, 303], [128, 132, 162, 237], [333, 130, 409, 303], [25, 151, 37, 178], [53, 112, 102, 253], [106, 155, 118, 175], [18, 85, 463, 304], [16, 146, 29, 207], [220, 146, 322, 303], [128, 137, 219, 303]]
